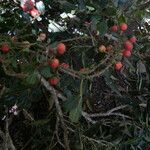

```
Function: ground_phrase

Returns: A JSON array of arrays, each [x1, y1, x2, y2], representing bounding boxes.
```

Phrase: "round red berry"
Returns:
[[106, 45, 113, 52], [48, 77, 59, 86], [124, 40, 133, 51], [122, 50, 131, 57], [120, 23, 128, 31], [22, 0, 34, 12], [29, 8, 39, 17], [49, 58, 59, 69], [60, 63, 69, 69], [1, 44, 10, 53], [129, 36, 137, 43], [57, 43, 66, 55], [99, 45, 106, 53], [115, 62, 123, 71], [111, 25, 118, 32]]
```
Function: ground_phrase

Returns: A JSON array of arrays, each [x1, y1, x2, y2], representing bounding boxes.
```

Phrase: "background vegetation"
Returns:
[[0, 0, 150, 149]]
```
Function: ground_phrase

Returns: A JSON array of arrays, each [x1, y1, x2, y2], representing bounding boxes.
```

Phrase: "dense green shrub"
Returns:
[[0, 0, 149, 149]]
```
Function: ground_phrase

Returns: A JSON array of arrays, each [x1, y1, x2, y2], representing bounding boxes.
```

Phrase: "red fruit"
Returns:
[[120, 23, 128, 31], [29, 8, 39, 17], [99, 45, 106, 53], [49, 58, 59, 69], [22, 6, 28, 12], [129, 36, 137, 43], [124, 40, 133, 51], [22, 0, 34, 12], [60, 63, 69, 69], [122, 50, 131, 57], [106, 45, 113, 52], [57, 43, 66, 55], [1, 44, 10, 53], [115, 62, 123, 71], [111, 25, 118, 32], [48, 77, 59, 86]]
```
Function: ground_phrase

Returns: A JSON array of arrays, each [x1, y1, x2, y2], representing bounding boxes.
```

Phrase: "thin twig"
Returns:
[[82, 112, 97, 124], [67, 126, 114, 146], [86, 63, 112, 79], [87, 28, 96, 46], [55, 117, 65, 148], [59, 68, 81, 79], [84, 105, 130, 119], [59, 60, 112, 80], [37, 73, 131, 125], [0, 85, 5, 98], [0, 128, 5, 141], [2, 64, 28, 78], [59, 36, 91, 43], [37, 73, 66, 101], [37, 72, 70, 150], [51, 86, 70, 150], [5, 116, 16, 150], [104, 33, 118, 42]]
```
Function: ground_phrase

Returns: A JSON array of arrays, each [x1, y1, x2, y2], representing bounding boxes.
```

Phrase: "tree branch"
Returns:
[[37, 72, 70, 150], [37, 73, 131, 126]]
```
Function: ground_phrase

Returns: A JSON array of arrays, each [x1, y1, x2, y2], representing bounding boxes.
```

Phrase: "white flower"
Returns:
[[9, 104, 19, 116], [13, 111, 18, 116], [12, 104, 18, 110]]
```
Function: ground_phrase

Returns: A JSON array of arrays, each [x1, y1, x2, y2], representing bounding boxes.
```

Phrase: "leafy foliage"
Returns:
[[0, 0, 149, 149]]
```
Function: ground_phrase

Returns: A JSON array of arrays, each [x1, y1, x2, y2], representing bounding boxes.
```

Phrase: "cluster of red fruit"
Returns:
[[21, 0, 39, 18], [110, 23, 137, 71], [48, 43, 69, 86], [110, 23, 128, 32], [0, 43, 10, 53], [99, 44, 113, 53]]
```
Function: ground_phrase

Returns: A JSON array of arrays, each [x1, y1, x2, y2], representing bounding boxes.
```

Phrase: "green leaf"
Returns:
[[78, 0, 86, 11], [21, 64, 35, 74], [99, 0, 108, 8], [64, 92, 79, 112], [104, 69, 121, 96], [124, 58, 135, 71], [40, 66, 52, 78], [0, 16, 4, 22], [104, 7, 117, 16], [91, 15, 100, 31], [97, 20, 108, 35], [26, 73, 37, 85], [118, 14, 126, 24], [69, 96, 82, 123], [124, 137, 141, 145], [144, 135, 150, 142], [86, 6, 95, 11], [11, 59, 17, 69], [58, 1, 76, 12]]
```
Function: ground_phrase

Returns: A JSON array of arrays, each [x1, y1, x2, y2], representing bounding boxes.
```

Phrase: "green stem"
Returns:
[[80, 79, 84, 100]]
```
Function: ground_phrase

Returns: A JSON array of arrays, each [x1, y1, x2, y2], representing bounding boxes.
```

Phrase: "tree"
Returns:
[[0, 0, 150, 149]]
